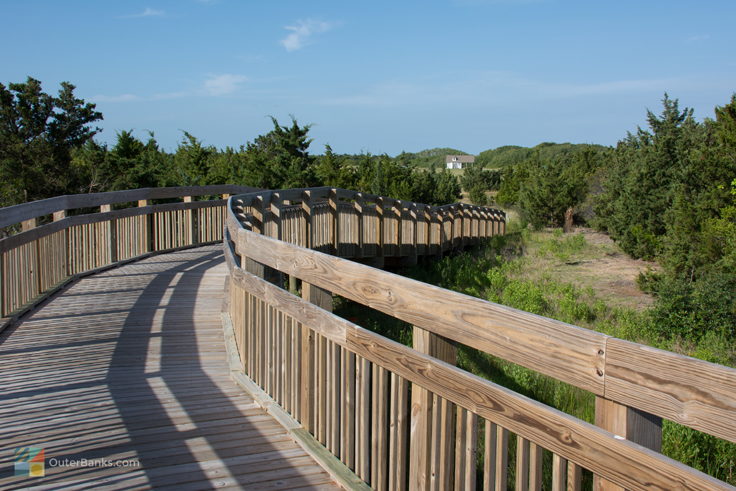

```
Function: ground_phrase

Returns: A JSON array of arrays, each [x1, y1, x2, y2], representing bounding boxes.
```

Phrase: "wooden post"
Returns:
[[302, 190, 313, 249], [301, 282, 333, 435], [594, 397, 662, 490], [410, 326, 457, 491], [355, 194, 365, 258], [100, 204, 117, 263], [329, 189, 339, 256], [53, 210, 69, 278], [138, 199, 154, 253], [377, 197, 385, 258], [183, 196, 198, 245], [393, 201, 401, 257], [20, 218, 42, 297]]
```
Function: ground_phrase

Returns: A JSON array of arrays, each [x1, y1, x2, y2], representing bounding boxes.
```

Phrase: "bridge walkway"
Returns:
[[0, 245, 339, 490]]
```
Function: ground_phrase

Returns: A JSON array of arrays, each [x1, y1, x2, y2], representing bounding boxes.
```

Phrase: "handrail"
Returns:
[[0, 185, 258, 322], [224, 187, 736, 490], [0, 184, 258, 230]]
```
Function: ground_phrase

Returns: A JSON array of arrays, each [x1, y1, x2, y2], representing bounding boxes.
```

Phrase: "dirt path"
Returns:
[[523, 227, 657, 311]]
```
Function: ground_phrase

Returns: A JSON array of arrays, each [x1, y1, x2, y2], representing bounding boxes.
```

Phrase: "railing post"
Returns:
[[53, 210, 69, 277], [594, 397, 662, 490], [329, 189, 339, 256], [355, 194, 365, 258], [183, 196, 198, 245], [393, 200, 401, 257], [302, 190, 313, 250], [138, 199, 154, 253], [100, 204, 117, 263], [21, 218, 42, 297], [301, 282, 333, 435], [410, 326, 457, 491], [377, 197, 385, 258]]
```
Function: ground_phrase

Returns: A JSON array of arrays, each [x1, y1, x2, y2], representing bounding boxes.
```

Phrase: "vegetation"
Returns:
[[405, 230, 735, 484], [0, 79, 463, 208], [3, 76, 734, 482], [0, 77, 103, 204]]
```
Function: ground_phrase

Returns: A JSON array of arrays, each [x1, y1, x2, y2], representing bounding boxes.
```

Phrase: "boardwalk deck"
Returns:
[[0, 245, 339, 490]]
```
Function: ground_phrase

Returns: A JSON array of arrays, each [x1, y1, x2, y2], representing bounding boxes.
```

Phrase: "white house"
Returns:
[[445, 155, 475, 169]]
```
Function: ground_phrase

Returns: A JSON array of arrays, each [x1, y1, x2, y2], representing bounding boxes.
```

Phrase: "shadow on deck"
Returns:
[[0, 245, 338, 490]]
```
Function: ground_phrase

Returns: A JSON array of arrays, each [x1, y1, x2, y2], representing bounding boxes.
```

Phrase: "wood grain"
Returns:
[[226, 261, 732, 490], [604, 337, 736, 443], [235, 228, 607, 394]]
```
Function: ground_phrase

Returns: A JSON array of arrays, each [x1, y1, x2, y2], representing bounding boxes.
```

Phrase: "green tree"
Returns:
[[314, 144, 357, 189], [242, 116, 317, 189], [595, 95, 698, 259], [0, 77, 102, 205]]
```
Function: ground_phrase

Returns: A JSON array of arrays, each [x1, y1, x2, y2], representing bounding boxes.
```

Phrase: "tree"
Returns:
[[595, 94, 698, 259], [242, 116, 317, 189], [0, 77, 102, 205], [314, 144, 357, 188]]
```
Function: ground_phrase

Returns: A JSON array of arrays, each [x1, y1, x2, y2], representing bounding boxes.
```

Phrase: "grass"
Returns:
[[334, 224, 735, 485]]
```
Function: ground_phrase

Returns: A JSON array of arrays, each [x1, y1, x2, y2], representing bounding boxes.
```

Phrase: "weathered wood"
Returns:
[[411, 327, 457, 491], [0, 246, 337, 490], [236, 229, 607, 395], [389, 372, 409, 491], [594, 397, 662, 491], [226, 264, 730, 490], [552, 454, 567, 491], [0, 185, 260, 229], [604, 337, 736, 443]]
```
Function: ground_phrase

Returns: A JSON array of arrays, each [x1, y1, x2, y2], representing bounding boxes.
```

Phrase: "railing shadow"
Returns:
[[0, 246, 323, 489]]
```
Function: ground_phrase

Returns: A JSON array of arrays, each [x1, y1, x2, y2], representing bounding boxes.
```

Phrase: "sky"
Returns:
[[2, 1, 735, 155]]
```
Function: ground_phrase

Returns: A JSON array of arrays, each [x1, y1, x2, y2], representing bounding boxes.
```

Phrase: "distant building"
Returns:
[[445, 155, 475, 169]]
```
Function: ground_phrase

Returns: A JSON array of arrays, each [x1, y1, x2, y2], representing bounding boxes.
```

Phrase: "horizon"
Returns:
[[2, 1, 734, 155]]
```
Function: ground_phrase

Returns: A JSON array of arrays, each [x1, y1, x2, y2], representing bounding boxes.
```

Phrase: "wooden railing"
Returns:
[[224, 188, 735, 490], [0, 185, 259, 324]]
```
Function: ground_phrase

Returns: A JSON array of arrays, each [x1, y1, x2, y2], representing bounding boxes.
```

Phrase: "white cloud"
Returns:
[[203, 74, 248, 96], [121, 7, 165, 18], [280, 18, 335, 52], [686, 34, 710, 43], [91, 74, 248, 104]]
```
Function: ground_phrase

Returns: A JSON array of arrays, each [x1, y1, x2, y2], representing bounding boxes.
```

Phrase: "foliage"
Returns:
[[460, 162, 500, 205], [498, 145, 605, 227], [0, 77, 102, 205], [405, 232, 735, 484], [240, 116, 317, 189]]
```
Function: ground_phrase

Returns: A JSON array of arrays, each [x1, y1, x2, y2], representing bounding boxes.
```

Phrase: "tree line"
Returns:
[[490, 94, 736, 342], [0, 77, 461, 209]]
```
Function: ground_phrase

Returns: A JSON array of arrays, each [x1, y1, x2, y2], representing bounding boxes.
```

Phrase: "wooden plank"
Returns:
[[552, 454, 567, 491], [228, 261, 730, 491], [389, 373, 409, 491], [0, 185, 260, 230], [0, 246, 339, 491], [594, 396, 662, 491], [604, 337, 736, 443], [568, 462, 582, 491], [411, 327, 457, 491], [516, 436, 530, 490], [236, 228, 607, 395], [529, 442, 543, 491]]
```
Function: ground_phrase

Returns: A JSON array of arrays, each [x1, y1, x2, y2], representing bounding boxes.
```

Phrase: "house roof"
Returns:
[[445, 155, 475, 163]]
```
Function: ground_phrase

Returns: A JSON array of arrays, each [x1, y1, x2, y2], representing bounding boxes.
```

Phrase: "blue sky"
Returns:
[[2, 1, 735, 155]]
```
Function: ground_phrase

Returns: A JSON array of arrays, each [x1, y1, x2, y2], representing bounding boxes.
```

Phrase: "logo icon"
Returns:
[[14, 447, 45, 477]]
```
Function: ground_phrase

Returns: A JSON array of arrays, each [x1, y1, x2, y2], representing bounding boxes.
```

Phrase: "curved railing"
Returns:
[[224, 187, 735, 490], [0, 185, 259, 327]]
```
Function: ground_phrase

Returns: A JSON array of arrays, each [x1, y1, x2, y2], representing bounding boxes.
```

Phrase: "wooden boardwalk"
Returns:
[[0, 245, 339, 490]]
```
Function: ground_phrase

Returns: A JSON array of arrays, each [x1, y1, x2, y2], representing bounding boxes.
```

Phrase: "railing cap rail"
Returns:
[[0, 184, 260, 229]]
